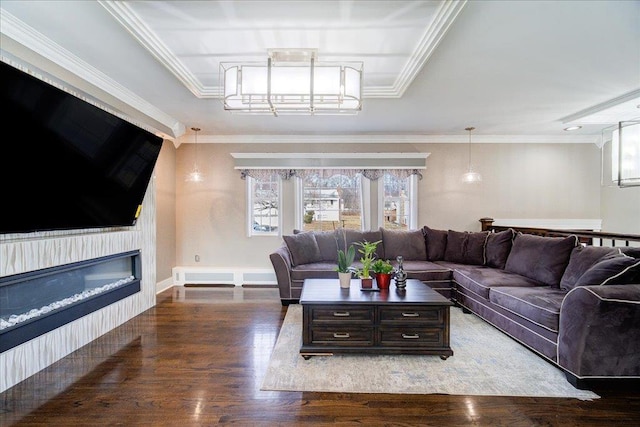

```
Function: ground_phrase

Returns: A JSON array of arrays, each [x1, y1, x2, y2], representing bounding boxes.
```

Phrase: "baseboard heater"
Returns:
[[172, 267, 277, 287]]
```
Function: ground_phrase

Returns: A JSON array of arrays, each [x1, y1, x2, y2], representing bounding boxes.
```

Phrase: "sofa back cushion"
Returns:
[[444, 230, 489, 265], [314, 230, 340, 262], [505, 233, 578, 287], [423, 226, 448, 261], [574, 255, 640, 287], [381, 228, 427, 261], [560, 246, 621, 291], [343, 229, 384, 260], [282, 232, 322, 266], [484, 228, 514, 269]]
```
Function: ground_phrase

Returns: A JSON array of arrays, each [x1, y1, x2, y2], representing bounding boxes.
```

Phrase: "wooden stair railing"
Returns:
[[479, 217, 640, 248]]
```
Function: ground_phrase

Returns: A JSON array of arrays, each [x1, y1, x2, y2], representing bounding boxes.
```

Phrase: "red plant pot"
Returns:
[[375, 273, 392, 290]]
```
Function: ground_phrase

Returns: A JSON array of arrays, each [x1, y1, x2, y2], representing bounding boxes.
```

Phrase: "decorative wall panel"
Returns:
[[0, 178, 157, 392]]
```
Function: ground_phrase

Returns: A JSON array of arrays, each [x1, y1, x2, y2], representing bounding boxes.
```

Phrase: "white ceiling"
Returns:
[[1, 0, 639, 145]]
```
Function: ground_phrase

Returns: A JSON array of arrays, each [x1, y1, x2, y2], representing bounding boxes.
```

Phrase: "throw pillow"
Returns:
[[444, 230, 489, 265], [484, 228, 515, 269], [423, 226, 448, 261], [574, 256, 640, 286], [504, 233, 578, 287], [559, 246, 621, 291], [621, 247, 640, 258], [282, 232, 322, 266], [381, 228, 427, 261]]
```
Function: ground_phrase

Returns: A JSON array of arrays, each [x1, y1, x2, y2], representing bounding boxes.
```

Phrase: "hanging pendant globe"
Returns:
[[462, 171, 482, 183]]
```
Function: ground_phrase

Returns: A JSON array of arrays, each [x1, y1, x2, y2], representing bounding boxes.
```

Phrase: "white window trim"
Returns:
[[377, 173, 419, 230], [246, 175, 282, 237]]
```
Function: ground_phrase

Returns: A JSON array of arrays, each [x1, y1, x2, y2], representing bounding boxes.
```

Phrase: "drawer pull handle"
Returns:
[[333, 311, 351, 317], [333, 333, 350, 338], [402, 333, 420, 339], [402, 312, 419, 317]]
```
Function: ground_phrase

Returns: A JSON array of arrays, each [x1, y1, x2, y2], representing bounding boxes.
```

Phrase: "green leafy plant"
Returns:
[[336, 245, 356, 274], [353, 240, 381, 279], [372, 258, 394, 274]]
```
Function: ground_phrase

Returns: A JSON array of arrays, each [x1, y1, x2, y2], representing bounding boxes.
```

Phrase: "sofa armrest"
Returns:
[[557, 284, 640, 378], [269, 245, 293, 302]]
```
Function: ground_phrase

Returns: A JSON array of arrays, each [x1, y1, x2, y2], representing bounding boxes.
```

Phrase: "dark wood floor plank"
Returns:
[[1, 286, 639, 426]]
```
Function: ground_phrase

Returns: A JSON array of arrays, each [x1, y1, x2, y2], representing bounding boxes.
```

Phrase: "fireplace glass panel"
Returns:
[[0, 250, 141, 352]]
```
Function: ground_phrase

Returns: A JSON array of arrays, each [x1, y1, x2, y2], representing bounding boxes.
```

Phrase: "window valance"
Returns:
[[232, 153, 429, 181]]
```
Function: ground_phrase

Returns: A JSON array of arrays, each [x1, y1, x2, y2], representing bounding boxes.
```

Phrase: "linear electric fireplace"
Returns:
[[0, 250, 141, 353]]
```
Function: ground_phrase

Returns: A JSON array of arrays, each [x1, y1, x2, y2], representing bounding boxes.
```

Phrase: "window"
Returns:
[[379, 172, 418, 230], [611, 121, 640, 186], [295, 170, 362, 231], [246, 172, 281, 236], [231, 153, 429, 233]]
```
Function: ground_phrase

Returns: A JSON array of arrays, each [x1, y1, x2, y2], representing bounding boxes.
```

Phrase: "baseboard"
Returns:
[[171, 266, 277, 287], [156, 277, 174, 294]]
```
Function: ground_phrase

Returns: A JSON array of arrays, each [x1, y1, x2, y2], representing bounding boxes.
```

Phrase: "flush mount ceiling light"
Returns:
[[461, 126, 482, 184], [185, 127, 204, 182], [220, 49, 363, 117]]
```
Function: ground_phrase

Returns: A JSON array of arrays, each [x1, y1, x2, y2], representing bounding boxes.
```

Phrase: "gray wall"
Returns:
[[169, 141, 618, 272]]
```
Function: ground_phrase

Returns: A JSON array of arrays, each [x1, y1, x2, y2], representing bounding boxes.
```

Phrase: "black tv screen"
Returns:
[[1, 61, 164, 234]]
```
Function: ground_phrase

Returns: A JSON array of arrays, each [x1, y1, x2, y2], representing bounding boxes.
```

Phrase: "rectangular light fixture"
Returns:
[[220, 49, 363, 116]]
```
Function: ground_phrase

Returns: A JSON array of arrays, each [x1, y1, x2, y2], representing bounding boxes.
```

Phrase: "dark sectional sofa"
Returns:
[[269, 226, 640, 388]]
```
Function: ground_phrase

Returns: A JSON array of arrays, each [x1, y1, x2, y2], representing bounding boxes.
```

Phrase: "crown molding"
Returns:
[[101, 0, 466, 99], [0, 8, 183, 139], [178, 133, 600, 145]]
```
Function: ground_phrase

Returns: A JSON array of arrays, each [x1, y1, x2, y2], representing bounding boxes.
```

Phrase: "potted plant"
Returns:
[[354, 240, 381, 288], [335, 245, 356, 289], [372, 258, 394, 290]]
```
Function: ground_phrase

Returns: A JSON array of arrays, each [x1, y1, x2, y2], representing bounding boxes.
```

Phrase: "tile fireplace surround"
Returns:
[[0, 180, 157, 393]]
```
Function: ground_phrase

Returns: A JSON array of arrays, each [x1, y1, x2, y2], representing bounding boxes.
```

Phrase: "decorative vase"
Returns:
[[375, 273, 392, 290], [338, 272, 352, 289], [360, 277, 373, 289]]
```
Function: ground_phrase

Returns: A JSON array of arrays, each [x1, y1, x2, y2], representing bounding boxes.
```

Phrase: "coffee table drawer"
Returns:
[[378, 327, 445, 347], [311, 327, 374, 346], [379, 306, 445, 325], [310, 306, 374, 323]]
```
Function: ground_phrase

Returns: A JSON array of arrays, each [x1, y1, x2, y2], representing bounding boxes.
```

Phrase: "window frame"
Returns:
[[377, 173, 418, 230], [246, 174, 282, 237]]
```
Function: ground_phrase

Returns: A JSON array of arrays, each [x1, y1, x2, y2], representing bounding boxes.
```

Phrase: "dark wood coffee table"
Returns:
[[299, 278, 453, 359]]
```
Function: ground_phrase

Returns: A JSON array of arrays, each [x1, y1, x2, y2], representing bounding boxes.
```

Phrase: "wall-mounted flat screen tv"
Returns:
[[1, 61, 164, 234]]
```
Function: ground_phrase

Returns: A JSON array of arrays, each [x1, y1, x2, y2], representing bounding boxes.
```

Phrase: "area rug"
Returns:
[[260, 305, 599, 400]]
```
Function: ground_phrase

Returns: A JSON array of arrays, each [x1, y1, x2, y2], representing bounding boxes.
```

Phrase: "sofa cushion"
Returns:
[[560, 246, 621, 291], [394, 260, 452, 282], [283, 232, 322, 266], [381, 228, 427, 261], [621, 247, 640, 258], [444, 230, 489, 265], [453, 265, 544, 300], [489, 286, 567, 332], [313, 230, 340, 262], [423, 226, 448, 261], [574, 255, 640, 286], [290, 263, 341, 288], [505, 233, 578, 287], [344, 229, 384, 260], [484, 228, 514, 269]]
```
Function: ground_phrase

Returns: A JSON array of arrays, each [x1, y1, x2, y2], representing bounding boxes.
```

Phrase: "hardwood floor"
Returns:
[[1, 286, 639, 426]]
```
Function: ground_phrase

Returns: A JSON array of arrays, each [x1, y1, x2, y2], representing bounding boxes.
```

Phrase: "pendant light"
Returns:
[[186, 127, 204, 182], [461, 126, 482, 183]]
